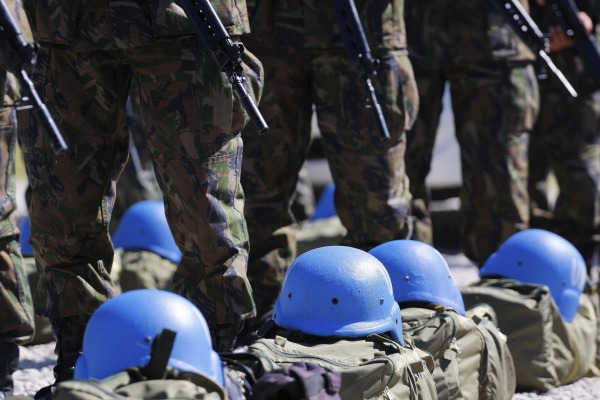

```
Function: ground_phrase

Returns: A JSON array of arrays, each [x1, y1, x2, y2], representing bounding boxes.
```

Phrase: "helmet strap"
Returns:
[[144, 329, 177, 380]]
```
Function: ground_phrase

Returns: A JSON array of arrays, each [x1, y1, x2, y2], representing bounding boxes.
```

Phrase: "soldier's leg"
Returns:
[[238, 51, 313, 342], [313, 49, 419, 249], [0, 70, 34, 399], [134, 37, 260, 351], [451, 62, 538, 266], [111, 79, 161, 235], [405, 64, 448, 245], [527, 125, 553, 230], [20, 47, 126, 397], [546, 88, 600, 369], [541, 86, 600, 271]]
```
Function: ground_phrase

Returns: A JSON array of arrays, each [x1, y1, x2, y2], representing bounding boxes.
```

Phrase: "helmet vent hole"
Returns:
[[144, 336, 152, 343], [332, 298, 339, 305], [380, 297, 385, 304], [517, 261, 523, 266], [287, 292, 292, 299]]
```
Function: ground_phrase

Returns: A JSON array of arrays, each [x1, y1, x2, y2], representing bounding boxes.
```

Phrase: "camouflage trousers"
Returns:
[[111, 79, 162, 235], [0, 70, 34, 345], [406, 61, 539, 267], [241, 47, 419, 315], [19, 36, 262, 326], [528, 73, 600, 270]]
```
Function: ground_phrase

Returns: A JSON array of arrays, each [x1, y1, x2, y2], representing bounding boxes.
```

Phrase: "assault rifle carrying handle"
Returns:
[[332, 0, 391, 141], [0, 0, 68, 155], [177, 0, 269, 134]]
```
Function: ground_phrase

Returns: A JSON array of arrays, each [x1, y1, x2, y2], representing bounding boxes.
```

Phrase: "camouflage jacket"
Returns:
[[405, 0, 536, 69], [23, 0, 250, 51], [246, 0, 407, 52]]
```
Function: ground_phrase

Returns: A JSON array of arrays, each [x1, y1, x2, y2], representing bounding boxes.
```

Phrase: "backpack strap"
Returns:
[[144, 329, 177, 380], [220, 350, 272, 396], [466, 303, 499, 325]]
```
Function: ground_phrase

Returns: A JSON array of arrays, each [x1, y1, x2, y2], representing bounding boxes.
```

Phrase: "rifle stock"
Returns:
[[490, 0, 578, 97], [176, 0, 268, 135], [0, 0, 68, 155], [332, 0, 391, 141]]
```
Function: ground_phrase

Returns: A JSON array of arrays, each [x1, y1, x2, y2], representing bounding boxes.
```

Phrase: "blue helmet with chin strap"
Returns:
[[480, 229, 587, 323], [369, 240, 466, 316], [74, 289, 224, 384], [112, 200, 182, 264], [272, 246, 404, 344]]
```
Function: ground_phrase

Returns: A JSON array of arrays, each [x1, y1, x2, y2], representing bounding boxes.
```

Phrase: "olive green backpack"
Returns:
[[247, 329, 438, 400], [401, 304, 515, 400], [52, 368, 230, 400], [461, 279, 598, 392]]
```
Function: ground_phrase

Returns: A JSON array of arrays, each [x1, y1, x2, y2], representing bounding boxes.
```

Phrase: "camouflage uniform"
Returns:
[[111, 79, 162, 235], [528, 1, 600, 270], [19, 1, 262, 392], [0, 1, 35, 397], [0, 71, 35, 400], [240, 0, 419, 338], [404, 0, 539, 266]]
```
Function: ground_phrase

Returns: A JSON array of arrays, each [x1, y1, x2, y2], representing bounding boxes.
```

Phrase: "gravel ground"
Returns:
[[12, 250, 600, 399]]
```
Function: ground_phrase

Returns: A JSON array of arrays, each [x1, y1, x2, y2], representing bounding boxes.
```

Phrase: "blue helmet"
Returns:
[[273, 246, 404, 344], [480, 229, 587, 323], [369, 240, 466, 316], [112, 200, 182, 264], [18, 215, 34, 257], [74, 289, 224, 384], [310, 183, 337, 221]]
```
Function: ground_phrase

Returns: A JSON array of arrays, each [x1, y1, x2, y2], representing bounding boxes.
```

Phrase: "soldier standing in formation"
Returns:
[[527, 0, 600, 272], [18, 1, 263, 398], [404, 0, 539, 266], [0, 1, 35, 397], [239, 0, 419, 340]]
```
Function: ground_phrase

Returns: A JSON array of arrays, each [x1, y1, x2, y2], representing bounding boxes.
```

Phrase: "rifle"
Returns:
[[541, 0, 600, 88], [331, 0, 391, 141], [0, 0, 68, 155], [490, 0, 578, 97], [176, 0, 268, 134]]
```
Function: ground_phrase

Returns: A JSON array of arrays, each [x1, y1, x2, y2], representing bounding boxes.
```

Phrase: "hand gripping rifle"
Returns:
[[331, 0, 391, 141], [490, 0, 578, 97], [543, 0, 600, 88], [0, 0, 68, 154], [176, 0, 268, 134]]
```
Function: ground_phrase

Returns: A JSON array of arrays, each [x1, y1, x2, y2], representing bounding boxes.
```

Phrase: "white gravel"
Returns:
[[14, 342, 56, 396]]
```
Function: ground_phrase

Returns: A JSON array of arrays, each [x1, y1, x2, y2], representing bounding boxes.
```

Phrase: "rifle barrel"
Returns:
[[0, 0, 68, 154], [176, 0, 269, 134]]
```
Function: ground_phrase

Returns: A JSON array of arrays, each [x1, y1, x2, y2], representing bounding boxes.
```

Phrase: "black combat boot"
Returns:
[[0, 342, 19, 400], [236, 286, 279, 348], [34, 315, 89, 400], [209, 321, 245, 353]]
